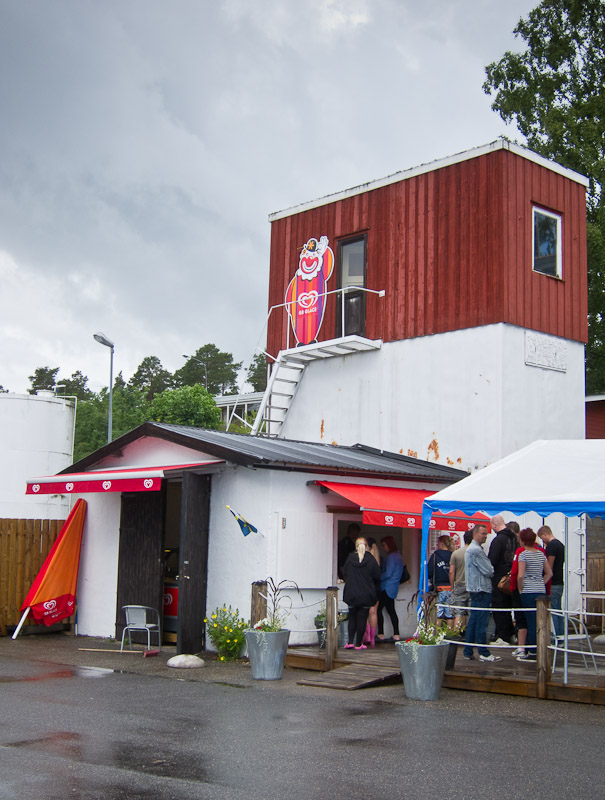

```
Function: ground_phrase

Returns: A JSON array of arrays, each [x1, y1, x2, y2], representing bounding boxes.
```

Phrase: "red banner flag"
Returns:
[[21, 499, 87, 625]]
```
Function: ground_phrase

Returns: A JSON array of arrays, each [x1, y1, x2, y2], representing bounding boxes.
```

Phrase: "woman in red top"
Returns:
[[509, 522, 551, 659]]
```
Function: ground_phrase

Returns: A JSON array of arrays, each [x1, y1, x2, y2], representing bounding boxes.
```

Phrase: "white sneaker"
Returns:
[[512, 647, 525, 657], [491, 638, 507, 646], [479, 654, 502, 663]]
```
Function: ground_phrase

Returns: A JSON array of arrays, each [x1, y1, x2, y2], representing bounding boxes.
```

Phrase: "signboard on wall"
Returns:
[[285, 235, 334, 345]]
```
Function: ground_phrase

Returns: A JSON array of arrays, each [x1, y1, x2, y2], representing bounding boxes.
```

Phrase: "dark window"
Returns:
[[533, 207, 561, 278], [336, 236, 366, 337]]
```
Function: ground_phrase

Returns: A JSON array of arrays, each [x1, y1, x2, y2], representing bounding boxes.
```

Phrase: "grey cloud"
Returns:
[[0, 0, 534, 393]]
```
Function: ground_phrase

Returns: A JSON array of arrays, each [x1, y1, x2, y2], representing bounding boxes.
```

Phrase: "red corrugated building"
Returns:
[[267, 139, 587, 357], [257, 139, 588, 471]]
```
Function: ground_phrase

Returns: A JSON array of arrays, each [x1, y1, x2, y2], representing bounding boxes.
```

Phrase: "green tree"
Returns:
[[73, 374, 151, 462], [174, 344, 242, 395], [246, 353, 268, 392], [128, 355, 174, 401], [57, 370, 93, 400], [28, 366, 59, 394], [73, 393, 109, 461], [150, 384, 222, 428], [483, 0, 605, 391]]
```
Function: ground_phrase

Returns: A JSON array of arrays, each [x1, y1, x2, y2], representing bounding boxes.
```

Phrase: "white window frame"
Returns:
[[532, 206, 562, 279]]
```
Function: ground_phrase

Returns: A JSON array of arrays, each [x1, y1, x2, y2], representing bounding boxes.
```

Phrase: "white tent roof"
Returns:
[[422, 440, 605, 518]]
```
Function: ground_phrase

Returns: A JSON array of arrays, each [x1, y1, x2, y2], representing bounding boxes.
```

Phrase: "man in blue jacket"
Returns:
[[463, 524, 501, 663]]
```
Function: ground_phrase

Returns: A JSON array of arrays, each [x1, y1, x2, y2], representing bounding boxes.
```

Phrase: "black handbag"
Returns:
[[400, 563, 411, 584]]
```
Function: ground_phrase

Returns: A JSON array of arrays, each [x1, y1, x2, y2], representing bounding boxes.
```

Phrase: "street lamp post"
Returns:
[[182, 354, 208, 391], [94, 332, 114, 443]]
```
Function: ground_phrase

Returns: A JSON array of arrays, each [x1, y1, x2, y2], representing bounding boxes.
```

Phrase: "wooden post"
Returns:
[[325, 586, 339, 672], [536, 595, 551, 700], [250, 581, 267, 627]]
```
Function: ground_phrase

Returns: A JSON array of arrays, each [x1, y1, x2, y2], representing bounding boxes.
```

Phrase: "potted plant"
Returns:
[[204, 605, 247, 661], [313, 603, 348, 648], [395, 591, 449, 701], [245, 578, 302, 680]]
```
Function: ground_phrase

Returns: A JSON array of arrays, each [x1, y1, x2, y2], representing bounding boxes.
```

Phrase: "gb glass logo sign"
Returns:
[[285, 236, 334, 345]]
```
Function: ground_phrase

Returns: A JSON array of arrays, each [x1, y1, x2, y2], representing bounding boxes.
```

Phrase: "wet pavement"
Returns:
[[1, 632, 604, 799]]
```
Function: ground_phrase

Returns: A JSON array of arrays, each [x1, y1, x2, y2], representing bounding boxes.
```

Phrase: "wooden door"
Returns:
[[177, 472, 210, 655], [115, 490, 166, 640]]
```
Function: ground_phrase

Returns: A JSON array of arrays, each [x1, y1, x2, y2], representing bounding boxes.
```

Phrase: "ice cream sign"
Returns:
[[285, 235, 334, 345]]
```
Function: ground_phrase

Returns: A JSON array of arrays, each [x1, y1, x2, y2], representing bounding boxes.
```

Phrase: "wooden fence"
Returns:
[[586, 553, 605, 629], [587, 554, 605, 592], [0, 518, 65, 635]]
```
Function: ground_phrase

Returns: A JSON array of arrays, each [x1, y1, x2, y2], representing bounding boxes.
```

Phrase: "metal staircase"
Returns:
[[251, 336, 382, 437]]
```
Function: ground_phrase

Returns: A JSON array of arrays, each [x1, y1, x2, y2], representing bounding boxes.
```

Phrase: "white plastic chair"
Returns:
[[120, 605, 161, 652], [550, 610, 597, 673]]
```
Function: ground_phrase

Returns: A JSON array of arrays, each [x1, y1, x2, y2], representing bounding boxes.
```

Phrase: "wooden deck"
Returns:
[[287, 643, 605, 703]]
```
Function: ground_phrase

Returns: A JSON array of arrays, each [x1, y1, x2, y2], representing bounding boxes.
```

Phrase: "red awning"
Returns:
[[26, 461, 223, 495], [316, 481, 489, 533]]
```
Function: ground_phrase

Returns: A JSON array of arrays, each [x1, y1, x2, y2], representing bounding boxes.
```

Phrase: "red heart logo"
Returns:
[[298, 291, 318, 308]]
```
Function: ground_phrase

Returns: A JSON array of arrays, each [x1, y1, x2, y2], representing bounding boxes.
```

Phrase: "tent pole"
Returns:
[[563, 517, 569, 685], [12, 608, 30, 640]]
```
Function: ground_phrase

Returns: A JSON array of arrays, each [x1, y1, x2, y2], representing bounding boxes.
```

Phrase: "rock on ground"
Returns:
[[167, 654, 205, 669]]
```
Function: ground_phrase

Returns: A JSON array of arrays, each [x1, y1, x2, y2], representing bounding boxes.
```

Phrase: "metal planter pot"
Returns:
[[245, 629, 291, 680], [316, 619, 348, 649], [396, 641, 449, 701]]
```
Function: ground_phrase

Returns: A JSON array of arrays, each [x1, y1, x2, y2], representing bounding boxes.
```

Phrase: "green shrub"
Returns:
[[204, 605, 247, 661]]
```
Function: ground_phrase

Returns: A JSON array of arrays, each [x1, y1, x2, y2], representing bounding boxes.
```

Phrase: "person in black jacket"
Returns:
[[427, 535, 454, 628], [343, 536, 381, 650], [488, 515, 518, 644]]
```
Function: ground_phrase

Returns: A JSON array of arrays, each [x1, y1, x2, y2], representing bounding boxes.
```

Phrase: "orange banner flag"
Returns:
[[21, 499, 87, 625]]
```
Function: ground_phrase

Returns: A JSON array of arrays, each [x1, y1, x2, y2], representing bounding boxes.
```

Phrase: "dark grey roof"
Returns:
[[67, 422, 466, 484]]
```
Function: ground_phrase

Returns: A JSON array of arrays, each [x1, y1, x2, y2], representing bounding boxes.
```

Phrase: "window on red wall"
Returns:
[[336, 236, 366, 337], [533, 207, 562, 278]]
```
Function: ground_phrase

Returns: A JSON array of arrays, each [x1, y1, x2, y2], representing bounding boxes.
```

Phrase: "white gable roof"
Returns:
[[422, 440, 605, 518]]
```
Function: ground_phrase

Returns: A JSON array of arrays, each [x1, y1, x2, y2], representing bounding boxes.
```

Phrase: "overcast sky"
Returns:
[[0, 0, 537, 394]]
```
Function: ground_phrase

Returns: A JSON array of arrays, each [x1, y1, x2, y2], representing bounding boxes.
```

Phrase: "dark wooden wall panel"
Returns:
[[116, 490, 166, 640], [586, 402, 605, 439], [266, 148, 587, 358], [177, 473, 210, 655]]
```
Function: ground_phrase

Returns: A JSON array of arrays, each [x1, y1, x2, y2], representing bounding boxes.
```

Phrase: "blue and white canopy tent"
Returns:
[[421, 440, 605, 681]]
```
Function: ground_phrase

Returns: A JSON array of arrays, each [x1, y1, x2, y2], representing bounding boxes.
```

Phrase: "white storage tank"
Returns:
[[0, 391, 75, 519]]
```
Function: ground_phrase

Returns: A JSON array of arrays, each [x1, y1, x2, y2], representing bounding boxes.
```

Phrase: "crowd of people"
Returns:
[[429, 515, 563, 663], [338, 517, 565, 657], [339, 526, 407, 649]]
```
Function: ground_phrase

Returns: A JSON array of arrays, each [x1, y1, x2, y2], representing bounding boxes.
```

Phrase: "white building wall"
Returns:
[[206, 467, 335, 645], [206, 468, 453, 645], [75, 492, 122, 637], [280, 324, 585, 473], [98, 437, 219, 469], [0, 392, 75, 519]]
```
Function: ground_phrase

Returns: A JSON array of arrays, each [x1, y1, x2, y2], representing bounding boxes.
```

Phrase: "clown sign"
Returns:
[[285, 235, 334, 345]]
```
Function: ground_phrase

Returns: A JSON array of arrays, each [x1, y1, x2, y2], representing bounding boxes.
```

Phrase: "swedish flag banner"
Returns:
[[227, 505, 259, 537]]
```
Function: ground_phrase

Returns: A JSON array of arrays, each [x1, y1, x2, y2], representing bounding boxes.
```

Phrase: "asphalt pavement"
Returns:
[[1, 632, 603, 800]]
